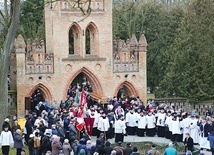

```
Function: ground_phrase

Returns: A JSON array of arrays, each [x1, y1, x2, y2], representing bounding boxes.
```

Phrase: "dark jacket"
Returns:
[[184, 137, 194, 152], [25, 120, 33, 137], [57, 126, 65, 138], [40, 136, 52, 153], [208, 133, 214, 149], [13, 132, 24, 149], [69, 124, 77, 140], [104, 146, 113, 155], [96, 144, 105, 155], [130, 152, 140, 155], [77, 144, 88, 155], [123, 146, 133, 155], [200, 123, 209, 137], [72, 142, 79, 155]]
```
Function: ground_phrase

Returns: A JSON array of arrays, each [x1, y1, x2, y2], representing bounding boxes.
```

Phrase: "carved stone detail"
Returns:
[[25, 38, 54, 74], [60, 0, 104, 12], [113, 34, 140, 72]]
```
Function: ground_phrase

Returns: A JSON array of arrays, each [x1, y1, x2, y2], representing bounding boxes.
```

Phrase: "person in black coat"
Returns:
[[107, 111, 115, 139], [184, 133, 194, 152], [96, 139, 105, 155], [104, 141, 113, 155], [123, 143, 133, 155], [40, 135, 52, 155], [25, 117, 33, 145], [130, 147, 140, 155]]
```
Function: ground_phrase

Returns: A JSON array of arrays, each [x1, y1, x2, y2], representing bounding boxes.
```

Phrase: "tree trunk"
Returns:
[[0, 0, 20, 124]]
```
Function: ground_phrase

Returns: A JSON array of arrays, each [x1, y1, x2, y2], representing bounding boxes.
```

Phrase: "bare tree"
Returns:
[[0, 0, 20, 123]]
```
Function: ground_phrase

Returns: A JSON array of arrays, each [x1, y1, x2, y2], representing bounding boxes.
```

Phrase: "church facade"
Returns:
[[14, 0, 147, 118]]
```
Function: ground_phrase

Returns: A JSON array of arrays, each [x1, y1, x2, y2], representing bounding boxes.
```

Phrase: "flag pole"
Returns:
[[103, 122, 107, 142]]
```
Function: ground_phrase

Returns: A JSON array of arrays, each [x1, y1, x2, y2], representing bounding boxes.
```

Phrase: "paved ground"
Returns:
[[90, 135, 211, 155]]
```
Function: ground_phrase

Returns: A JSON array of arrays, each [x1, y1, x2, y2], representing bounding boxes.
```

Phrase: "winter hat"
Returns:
[[5, 118, 9, 122], [16, 129, 21, 134], [64, 139, 69, 144]]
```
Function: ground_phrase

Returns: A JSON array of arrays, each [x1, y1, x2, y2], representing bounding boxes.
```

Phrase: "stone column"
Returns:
[[138, 34, 148, 105], [15, 35, 26, 118]]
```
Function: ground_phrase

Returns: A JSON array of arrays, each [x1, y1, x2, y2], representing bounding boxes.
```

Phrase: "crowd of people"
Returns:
[[0, 85, 214, 155]]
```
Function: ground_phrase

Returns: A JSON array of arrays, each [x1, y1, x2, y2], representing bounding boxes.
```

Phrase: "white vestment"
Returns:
[[165, 116, 172, 132], [171, 118, 181, 134], [93, 113, 100, 128], [190, 119, 200, 143], [137, 115, 147, 129], [146, 115, 156, 129], [126, 112, 137, 127], [98, 117, 110, 132], [156, 112, 166, 126], [182, 117, 191, 141], [115, 120, 126, 134]]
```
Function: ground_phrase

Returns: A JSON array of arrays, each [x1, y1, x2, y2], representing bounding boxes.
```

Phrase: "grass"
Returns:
[[112, 141, 200, 155], [0, 145, 29, 155]]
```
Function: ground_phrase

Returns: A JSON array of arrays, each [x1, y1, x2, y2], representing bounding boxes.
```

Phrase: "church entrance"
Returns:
[[115, 81, 138, 100], [66, 72, 93, 103], [117, 86, 128, 99], [65, 67, 104, 104], [26, 84, 52, 111], [30, 89, 45, 110]]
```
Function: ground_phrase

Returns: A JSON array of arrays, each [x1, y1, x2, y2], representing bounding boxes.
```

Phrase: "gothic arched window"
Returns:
[[85, 22, 99, 55], [69, 23, 81, 55]]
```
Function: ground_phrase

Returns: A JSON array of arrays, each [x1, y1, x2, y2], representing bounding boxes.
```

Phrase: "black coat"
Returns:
[[184, 137, 194, 152], [123, 147, 133, 155], [40, 136, 52, 153], [200, 123, 209, 137], [104, 146, 113, 155]]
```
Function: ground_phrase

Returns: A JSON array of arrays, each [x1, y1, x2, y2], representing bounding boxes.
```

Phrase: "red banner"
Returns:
[[84, 118, 95, 136], [79, 89, 87, 106], [76, 108, 84, 131]]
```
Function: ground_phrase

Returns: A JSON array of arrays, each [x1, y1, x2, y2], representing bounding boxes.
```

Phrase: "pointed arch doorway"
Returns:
[[26, 84, 52, 111], [114, 81, 138, 100], [65, 67, 103, 103]]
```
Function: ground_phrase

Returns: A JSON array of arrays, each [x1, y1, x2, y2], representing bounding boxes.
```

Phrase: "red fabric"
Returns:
[[84, 118, 95, 136], [79, 89, 87, 106], [76, 108, 84, 131]]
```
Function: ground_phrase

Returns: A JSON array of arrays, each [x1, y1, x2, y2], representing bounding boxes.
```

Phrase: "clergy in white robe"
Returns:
[[146, 112, 156, 136], [92, 112, 100, 137], [125, 109, 137, 135], [165, 111, 172, 139], [190, 116, 200, 144], [171, 116, 181, 142], [115, 116, 126, 142], [137, 112, 147, 137], [182, 116, 191, 141], [156, 109, 166, 137], [98, 114, 110, 132]]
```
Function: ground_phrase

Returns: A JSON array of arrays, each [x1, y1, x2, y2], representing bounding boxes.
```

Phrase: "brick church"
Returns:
[[12, 0, 147, 118]]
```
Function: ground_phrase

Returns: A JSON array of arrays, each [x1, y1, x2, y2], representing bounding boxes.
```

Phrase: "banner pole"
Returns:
[[78, 130, 80, 141]]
